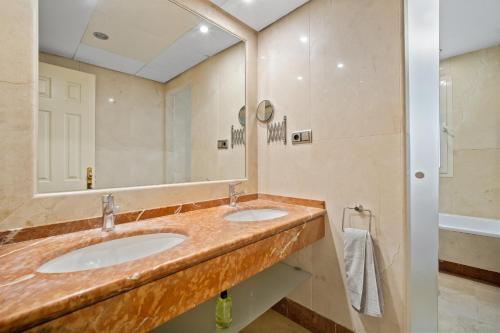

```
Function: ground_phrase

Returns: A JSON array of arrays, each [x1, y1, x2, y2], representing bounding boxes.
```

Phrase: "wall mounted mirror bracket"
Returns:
[[231, 125, 245, 148], [267, 116, 287, 145]]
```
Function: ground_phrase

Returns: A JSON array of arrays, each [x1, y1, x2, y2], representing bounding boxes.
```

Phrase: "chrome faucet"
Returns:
[[102, 194, 117, 232], [229, 182, 244, 208]]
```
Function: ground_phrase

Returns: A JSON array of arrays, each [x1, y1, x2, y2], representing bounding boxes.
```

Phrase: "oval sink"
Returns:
[[37, 233, 186, 273], [224, 208, 288, 222]]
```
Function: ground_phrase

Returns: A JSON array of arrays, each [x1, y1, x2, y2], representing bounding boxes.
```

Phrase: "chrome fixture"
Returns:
[[267, 115, 287, 145], [341, 204, 374, 232], [102, 194, 117, 231], [231, 125, 245, 148], [256, 100, 274, 123], [238, 105, 246, 126], [229, 182, 244, 208], [291, 129, 312, 144]]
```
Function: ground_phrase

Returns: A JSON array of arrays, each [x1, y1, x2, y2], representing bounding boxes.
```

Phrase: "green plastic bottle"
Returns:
[[215, 290, 232, 329]]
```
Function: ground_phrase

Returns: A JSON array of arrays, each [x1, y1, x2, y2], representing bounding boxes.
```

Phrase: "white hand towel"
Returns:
[[344, 228, 384, 317]]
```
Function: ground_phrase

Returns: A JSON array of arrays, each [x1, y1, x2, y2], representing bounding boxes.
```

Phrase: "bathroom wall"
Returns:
[[257, 0, 406, 332], [39, 52, 166, 189], [165, 42, 246, 183], [439, 46, 500, 220], [0, 0, 257, 231]]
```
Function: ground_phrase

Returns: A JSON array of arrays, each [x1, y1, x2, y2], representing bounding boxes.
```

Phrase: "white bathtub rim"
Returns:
[[439, 213, 500, 239]]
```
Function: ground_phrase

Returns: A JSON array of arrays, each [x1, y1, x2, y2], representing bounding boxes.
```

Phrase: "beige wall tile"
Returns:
[[444, 46, 500, 151], [308, 0, 403, 141], [439, 46, 500, 219], [257, 0, 406, 331], [439, 229, 500, 273], [440, 149, 500, 219]]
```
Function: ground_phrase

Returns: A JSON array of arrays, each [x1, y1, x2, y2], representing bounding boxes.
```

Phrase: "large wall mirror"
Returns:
[[37, 0, 246, 194]]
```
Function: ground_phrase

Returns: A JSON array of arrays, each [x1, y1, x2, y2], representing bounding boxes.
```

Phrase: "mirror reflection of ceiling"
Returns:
[[210, 0, 309, 31], [39, 0, 240, 83], [440, 0, 500, 59]]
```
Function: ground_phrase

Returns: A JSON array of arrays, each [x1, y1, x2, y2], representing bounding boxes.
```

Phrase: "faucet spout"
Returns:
[[102, 194, 116, 232], [229, 182, 244, 208]]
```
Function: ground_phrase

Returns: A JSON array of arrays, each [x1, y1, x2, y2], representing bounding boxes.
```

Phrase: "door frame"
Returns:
[[404, 0, 440, 332]]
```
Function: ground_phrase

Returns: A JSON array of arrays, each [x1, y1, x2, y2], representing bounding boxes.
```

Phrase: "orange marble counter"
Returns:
[[0, 197, 325, 332]]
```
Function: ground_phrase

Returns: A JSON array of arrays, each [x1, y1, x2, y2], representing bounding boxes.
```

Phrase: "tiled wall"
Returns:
[[439, 46, 500, 220], [257, 0, 406, 332]]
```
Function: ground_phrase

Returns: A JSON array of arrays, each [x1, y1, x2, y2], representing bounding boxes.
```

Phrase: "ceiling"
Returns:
[[39, 0, 241, 83], [440, 0, 500, 59], [210, 0, 309, 31]]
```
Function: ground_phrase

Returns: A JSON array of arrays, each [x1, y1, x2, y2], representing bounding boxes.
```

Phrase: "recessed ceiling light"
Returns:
[[199, 25, 209, 34], [300, 36, 308, 43], [337, 63, 344, 69], [93, 32, 109, 40], [242, 0, 253, 3], [297, 76, 304, 81], [108, 97, 115, 103]]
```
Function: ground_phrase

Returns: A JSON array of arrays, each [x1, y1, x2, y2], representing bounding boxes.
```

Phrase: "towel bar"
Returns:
[[341, 204, 373, 233]]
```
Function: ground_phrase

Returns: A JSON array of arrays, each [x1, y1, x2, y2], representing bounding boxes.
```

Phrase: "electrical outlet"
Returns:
[[291, 130, 312, 144], [217, 140, 228, 149]]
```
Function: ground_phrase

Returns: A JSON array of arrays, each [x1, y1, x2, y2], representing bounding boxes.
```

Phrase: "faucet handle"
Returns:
[[102, 193, 114, 203], [229, 181, 242, 190]]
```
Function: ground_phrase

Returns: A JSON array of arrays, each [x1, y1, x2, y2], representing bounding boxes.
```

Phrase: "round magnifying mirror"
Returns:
[[256, 100, 274, 123], [238, 106, 246, 126]]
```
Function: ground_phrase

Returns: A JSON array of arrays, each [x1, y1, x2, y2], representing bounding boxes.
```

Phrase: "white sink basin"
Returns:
[[37, 233, 186, 273], [224, 209, 288, 222]]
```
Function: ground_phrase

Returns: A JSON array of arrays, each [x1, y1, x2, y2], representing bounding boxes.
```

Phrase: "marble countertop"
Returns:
[[0, 199, 325, 332]]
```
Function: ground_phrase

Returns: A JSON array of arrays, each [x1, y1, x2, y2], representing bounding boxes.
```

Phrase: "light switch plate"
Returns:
[[291, 130, 312, 144]]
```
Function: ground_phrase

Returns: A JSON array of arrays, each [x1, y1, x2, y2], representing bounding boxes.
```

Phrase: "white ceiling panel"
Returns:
[[74, 44, 145, 75], [135, 60, 201, 83], [93, 0, 201, 38], [137, 22, 240, 82], [137, 39, 208, 82], [440, 0, 500, 59], [176, 23, 241, 57], [81, 0, 201, 63], [39, 0, 97, 58], [210, 0, 309, 31]]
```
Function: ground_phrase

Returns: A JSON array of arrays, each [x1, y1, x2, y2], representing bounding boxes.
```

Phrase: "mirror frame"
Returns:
[[0, 0, 257, 232]]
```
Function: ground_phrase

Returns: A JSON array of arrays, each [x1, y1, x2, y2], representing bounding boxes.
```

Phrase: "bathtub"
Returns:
[[439, 213, 500, 238], [439, 213, 500, 274]]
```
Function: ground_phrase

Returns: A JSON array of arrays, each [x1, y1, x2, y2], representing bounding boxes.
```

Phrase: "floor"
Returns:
[[438, 273, 500, 332], [241, 273, 500, 333], [240, 310, 311, 333]]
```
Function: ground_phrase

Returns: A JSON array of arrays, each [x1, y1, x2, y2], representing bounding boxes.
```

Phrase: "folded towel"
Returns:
[[344, 228, 384, 317]]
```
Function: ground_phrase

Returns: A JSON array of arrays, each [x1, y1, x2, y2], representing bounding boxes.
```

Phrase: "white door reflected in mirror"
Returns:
[[37, 62, 95, 193]]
